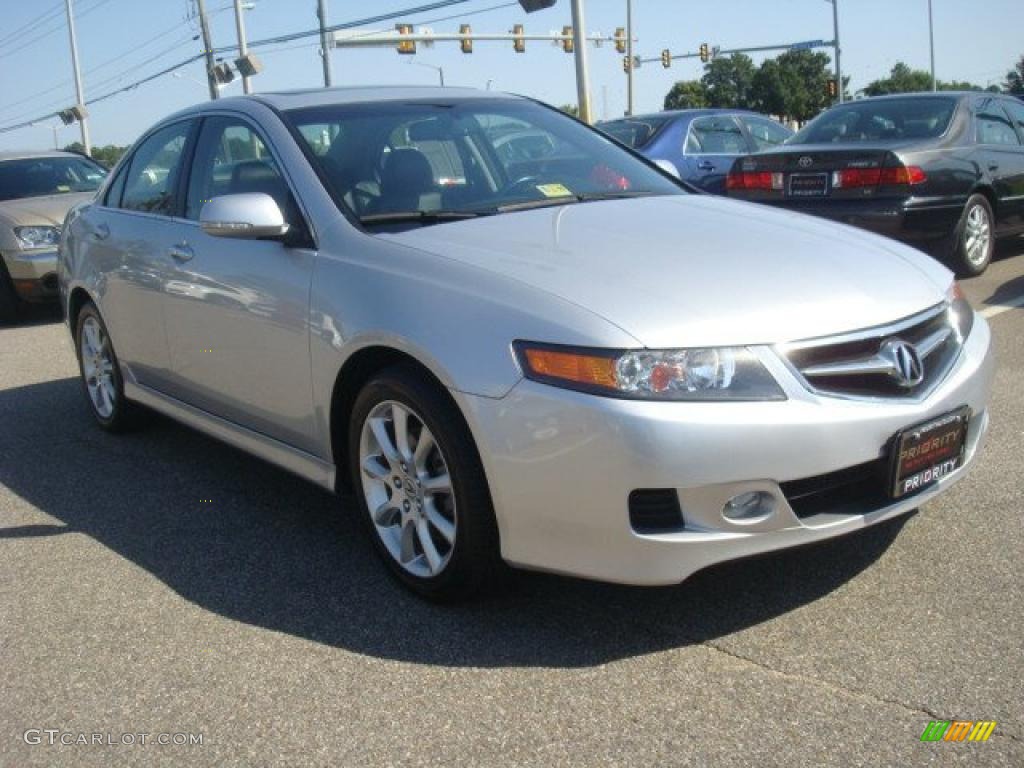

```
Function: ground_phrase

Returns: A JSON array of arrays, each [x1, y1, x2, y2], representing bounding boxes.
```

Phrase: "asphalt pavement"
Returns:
[[2, 239, 1023, 767]]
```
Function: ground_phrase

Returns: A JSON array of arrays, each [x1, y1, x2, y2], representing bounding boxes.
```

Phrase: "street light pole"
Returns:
[[410, 60, 444, 86], [625, 0, 633, 116], [196, 0, 219, 100], [831, 0, 843, 103], [570, 0, 592, 123], [233, 0, 252, 94], [317, 0, 333, 87], [928, 0, 936, 91], [64, 0, 91, 154]]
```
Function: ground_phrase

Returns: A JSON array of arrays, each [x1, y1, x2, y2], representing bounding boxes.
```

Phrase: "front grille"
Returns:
[[783, 305, 960, 399], [628, 489, 684, 533], [780, 458, 891, 518]]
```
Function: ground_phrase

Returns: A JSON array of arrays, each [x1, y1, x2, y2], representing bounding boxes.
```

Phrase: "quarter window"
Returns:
[[685, 116, 747, 155], [121, 121, 191, 215]]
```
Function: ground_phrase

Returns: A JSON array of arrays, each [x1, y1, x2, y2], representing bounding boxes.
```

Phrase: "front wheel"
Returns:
[[74, 302, 142, 432], [949, 194, 994, 277], [348, 364, 502, 601], [0, 260, 20, 325]]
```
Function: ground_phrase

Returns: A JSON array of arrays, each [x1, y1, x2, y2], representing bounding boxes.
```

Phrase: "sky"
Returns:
[[0, 0, 1021, 151]]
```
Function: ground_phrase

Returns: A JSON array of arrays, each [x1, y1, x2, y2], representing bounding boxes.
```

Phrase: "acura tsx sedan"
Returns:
[[59, 87, 994, 599]]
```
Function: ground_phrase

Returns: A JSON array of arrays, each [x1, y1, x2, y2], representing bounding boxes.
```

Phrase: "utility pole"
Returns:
[[927, 0, 936, 91], [196, 0, 219, 100], [831, 0, 843, 103], [570, 0, 592, 123], [233, 0, 252, 94], [64, 0, 90, 154], [625, 0, 633, 115], [317, 0, 332, 87]]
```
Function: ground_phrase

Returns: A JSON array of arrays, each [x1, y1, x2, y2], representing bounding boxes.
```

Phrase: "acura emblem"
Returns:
[[880, 339, 924, 388], [798, 156, 813, 168]]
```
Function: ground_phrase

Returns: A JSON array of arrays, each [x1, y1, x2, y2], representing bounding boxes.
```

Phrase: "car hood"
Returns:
[[0, 191, 95, 228], [380, 194, 951, 348]]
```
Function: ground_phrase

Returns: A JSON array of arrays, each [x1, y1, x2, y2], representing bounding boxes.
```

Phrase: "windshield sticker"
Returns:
[[536, 183, 573, 198]]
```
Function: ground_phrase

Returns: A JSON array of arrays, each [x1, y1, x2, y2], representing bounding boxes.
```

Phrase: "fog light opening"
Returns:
[[723, 490, 775, 523]]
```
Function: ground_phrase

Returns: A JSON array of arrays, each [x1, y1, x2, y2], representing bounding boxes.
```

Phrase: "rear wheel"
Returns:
[[0, 260, 20, 325], [948, 194, 994, 277], [74, 302, 142, 432], [349, 364, 502, 601]]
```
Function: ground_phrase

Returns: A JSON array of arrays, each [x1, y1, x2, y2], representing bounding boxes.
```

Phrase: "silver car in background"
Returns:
[[59, 87, 994, 600]]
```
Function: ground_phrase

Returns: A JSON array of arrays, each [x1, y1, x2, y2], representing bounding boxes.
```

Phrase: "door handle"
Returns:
[[168, 243, 194, 262], [697, 160, 716, 171], [92, 223, 110, 241]]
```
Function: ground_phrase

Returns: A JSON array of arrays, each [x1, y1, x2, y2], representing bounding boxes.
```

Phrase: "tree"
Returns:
[[1006, 54, 1024, 95], [701, 53, 757, 108], [63, 142, 128, 169], [751, 49, 835, 123], [558, 104, 579, 117], [863, 62, 986, 96], [663, 80, 708, 110]]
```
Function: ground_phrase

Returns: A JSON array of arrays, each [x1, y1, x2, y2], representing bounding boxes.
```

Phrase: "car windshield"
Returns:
[[0, 156, 107, 201], [791, 97, 958, 144], [284, 98, 683, 227], [597, 116, 671, 148]]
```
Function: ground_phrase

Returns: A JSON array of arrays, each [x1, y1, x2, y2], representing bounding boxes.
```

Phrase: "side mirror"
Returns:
[[200, 193, 290, 239], [653, 158, 681, 180]]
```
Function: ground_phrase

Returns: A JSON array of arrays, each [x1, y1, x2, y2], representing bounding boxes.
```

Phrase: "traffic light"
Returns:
[[622, 55, 631, 73], [827, 78, 838, 98], [562, 26, 573, 53], [395, 23, 415, 54], [460, 24, 472, 53], [512, 24, 525, 53], [661, 49, 671, 68], [614, 27, 626, 54], [699, 42, 709, 63]]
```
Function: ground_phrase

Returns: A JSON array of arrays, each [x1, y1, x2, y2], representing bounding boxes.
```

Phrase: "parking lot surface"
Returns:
[[2, 240, 1023, 767]]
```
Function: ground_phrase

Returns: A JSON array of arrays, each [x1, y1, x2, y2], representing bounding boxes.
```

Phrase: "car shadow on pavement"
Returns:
[[10, 302, 63, 327], [984, 271, 1024, 307], [0, 377, 908, 669]]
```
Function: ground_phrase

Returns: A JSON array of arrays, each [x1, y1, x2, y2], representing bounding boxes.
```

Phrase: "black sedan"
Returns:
[[725, 92, 1024, 275]]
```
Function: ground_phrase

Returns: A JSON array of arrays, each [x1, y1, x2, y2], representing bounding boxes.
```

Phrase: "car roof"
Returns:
[[600, 108, 759, 124], [248, 85, 524, 111], [0, 150, 79, 161]]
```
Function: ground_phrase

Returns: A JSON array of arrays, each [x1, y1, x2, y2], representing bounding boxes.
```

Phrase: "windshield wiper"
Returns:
[[496, 189, 661, 213], [359, 210, 489, 226]]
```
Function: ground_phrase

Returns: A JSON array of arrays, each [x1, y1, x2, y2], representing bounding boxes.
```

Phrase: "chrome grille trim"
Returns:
[[777, 303, 963, 401]]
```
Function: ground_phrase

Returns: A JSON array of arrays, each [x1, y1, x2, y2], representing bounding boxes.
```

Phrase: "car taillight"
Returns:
[[726, 171, 782, 191], [832, 165, 927, 189]]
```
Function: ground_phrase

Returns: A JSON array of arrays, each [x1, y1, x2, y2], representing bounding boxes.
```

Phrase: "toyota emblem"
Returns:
[[798, 156, 814, 168], [880, 339, 924, 388]]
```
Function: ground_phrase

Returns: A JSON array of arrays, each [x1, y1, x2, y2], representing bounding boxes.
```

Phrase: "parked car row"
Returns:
[[55, 87, 993, 600]]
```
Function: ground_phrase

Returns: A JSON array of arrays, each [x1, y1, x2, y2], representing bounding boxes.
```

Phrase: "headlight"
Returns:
[[947, 282, 974, 341], [514, 342, 786, 401], [14, 225, 60, 249]]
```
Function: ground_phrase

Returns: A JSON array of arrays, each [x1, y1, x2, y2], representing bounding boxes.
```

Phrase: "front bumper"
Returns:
[[458, 316, 994, 586], [3, 249, 59, 300]]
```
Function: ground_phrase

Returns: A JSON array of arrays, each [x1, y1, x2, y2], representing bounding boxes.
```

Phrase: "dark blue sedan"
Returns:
[[598, 110, 793, 194]]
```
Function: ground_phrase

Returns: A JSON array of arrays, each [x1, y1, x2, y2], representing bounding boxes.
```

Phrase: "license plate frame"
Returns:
[[889, 407, 970, 499], [788, 172, 829, 197]]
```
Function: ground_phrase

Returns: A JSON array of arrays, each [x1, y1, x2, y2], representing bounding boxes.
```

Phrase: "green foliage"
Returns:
[[750, 50, 837, 123], [862, 62, 986, 96], [700, 53, 757, 108], [1006, 55, 1024, 95], [558, 103, 579, 117], [663, 80, 708, 110], [64, 142, 128, 169]]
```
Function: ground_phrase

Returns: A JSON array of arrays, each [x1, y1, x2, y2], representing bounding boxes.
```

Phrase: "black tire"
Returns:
[[348, 363, 503, 601], [947, 193, 995, 277], [0, 259, 20, 326], [74, 302, 143, 432]]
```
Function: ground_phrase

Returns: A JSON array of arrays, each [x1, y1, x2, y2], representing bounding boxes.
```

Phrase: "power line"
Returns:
[[0, 1, 65, 47], [0, 0, 493, 135], [0, 0, 118, 62]]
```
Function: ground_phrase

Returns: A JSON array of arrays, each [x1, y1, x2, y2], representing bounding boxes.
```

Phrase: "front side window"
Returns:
[[185, 117, 288, 220], [284, 98, 683, 227], [121, 121, 191, 215], [744, 117, 793, 150], [0, 156, 106, 202], [792, 97, 958, 144], [685, 116, 747, 155]]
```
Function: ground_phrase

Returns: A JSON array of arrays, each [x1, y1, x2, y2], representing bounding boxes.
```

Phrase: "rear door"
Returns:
[[682, 115, 748, 193], [81, 119, 195, 390]]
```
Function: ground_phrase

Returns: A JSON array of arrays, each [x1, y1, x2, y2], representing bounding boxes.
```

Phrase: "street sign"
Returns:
[[789, 39, 825, 50]]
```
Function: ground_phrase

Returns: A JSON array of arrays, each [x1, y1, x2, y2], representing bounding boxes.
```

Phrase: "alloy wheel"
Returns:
[[80, 315, 117, 418], [963, 203, 991, 269], [358, 400, 457, 579]]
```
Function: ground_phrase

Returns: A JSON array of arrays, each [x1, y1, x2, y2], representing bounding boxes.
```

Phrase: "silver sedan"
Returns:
[[59, 87, 994, 599]]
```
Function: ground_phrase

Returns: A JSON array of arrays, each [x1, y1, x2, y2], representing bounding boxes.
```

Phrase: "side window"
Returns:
[[976, 111, 1021, 146], [1001, 101, 1024, 142], [103, 162, 129, 207], [121, 122, 191, 215], [185, 117, 287, 221], [685, 116, 747, 155], [745, 117, 792, 150]]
